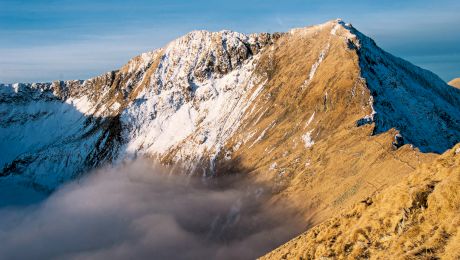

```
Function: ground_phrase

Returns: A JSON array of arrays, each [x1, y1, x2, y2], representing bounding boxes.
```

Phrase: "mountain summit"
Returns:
[[1, 20, 460, 256], [449, 78, 460, 89]]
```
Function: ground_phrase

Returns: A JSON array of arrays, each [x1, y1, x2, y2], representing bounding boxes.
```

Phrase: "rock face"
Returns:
[[1, 20, 460, 256]]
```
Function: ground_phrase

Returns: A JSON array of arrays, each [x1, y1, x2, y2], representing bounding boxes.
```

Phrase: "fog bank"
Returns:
[[0, 160, 305, 260]]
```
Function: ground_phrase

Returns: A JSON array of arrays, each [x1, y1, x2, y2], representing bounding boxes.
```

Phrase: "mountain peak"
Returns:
[[2, 18, 460, 260], [449, 78, 460, 89], [1, 19, 459, 196]]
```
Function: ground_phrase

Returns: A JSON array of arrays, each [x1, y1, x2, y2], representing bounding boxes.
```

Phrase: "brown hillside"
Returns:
[[219, 21, 436, 226], [261, 143, 460, 259], [157, 20, 437, 230]]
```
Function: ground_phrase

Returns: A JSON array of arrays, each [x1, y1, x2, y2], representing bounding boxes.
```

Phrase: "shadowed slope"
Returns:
[[350, 22, 460, 153]]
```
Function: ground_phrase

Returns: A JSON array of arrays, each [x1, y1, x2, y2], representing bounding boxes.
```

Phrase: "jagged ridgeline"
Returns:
[[0, 30, 282, 191], [1, 20, 460, 257]]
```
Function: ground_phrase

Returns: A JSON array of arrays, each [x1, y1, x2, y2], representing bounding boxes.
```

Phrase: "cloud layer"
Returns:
[[0, 160, 305, 260]]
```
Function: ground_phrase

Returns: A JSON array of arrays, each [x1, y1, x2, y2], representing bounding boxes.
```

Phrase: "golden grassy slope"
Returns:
[[221, 21, 435, 226], [127, 21, 445, 257], [448, 78, 460, 89], [261, 144, 460, 259], [66, 21, 454, 258], [121, 22, 456, 258]]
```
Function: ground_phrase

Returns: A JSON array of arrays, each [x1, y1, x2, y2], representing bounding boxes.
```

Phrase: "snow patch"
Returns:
[[250, 120, 276, 147], [305, 112, 315, 128], [302, 130, 315, 148], [302, 43, 330, 88]]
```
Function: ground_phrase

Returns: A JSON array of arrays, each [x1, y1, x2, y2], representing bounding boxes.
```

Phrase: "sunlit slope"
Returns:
[[262, 144, 460, 259], [1, 20, 459, 243], [449, 78, 460, 89]]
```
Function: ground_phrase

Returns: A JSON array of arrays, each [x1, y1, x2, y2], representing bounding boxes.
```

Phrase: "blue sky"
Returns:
[[1, 0, 459, 83]]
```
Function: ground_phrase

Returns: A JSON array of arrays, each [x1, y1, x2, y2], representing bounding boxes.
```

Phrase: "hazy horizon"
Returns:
[[1, 0, 459, 83]]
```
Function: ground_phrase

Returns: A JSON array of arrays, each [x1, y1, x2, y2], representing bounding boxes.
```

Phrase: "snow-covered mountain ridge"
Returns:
[[0, 29, 281, 191], [1, 19, 459, 205]]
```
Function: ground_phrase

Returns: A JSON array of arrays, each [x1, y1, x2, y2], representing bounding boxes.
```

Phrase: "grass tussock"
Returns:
[[261, 144, 460, 260]]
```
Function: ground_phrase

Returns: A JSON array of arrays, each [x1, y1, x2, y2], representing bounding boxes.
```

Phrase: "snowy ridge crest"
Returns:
[[342, 21, 460, 153], [2, 19, 460, 195], [0, 28, 280, 188]]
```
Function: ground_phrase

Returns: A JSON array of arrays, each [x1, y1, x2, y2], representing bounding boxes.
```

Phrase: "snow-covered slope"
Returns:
[[120, 30, 279, 174], [349, 22, 460, 153], [1, 19, 459, 199], [0, 30, 279, 191], [0, 82, 104, 191]]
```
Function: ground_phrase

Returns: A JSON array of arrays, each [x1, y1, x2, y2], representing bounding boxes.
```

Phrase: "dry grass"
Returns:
[[261, 144, 460, 260], [223, 22, 435, 226], [135, 23, 445, 259], [103, 23, 454, 259]]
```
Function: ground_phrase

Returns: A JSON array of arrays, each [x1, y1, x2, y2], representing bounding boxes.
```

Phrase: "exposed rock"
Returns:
[[392, 133, 404, 149]]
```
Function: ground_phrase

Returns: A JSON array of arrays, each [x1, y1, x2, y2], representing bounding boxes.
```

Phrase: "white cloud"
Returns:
[[0, 160, 305, 260]]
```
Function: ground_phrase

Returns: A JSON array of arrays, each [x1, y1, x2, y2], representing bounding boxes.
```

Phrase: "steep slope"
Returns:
[[353, 26, 460, 153], [202, 20, 459, 223], [0, 31, 279, 192], [0, 80, 118, 192], [120, 30, 280, 172], [449, 78, 460, 89], [261, 144, 460, 259], [1, 19, 459, 233]]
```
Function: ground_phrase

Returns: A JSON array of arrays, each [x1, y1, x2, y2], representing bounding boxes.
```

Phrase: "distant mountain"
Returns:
[[1, 19, 460, 257], [449, 78, 460, 88]]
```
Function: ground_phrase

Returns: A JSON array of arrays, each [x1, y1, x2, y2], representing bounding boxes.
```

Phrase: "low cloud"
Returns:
[[0, 160, 305, 260]]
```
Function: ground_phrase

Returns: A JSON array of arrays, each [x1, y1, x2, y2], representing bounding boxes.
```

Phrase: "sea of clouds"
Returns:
[[0, 160, 305, 260]]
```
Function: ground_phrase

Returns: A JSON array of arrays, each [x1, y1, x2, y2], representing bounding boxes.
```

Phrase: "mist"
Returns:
[[0, 160, 305, 260]]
